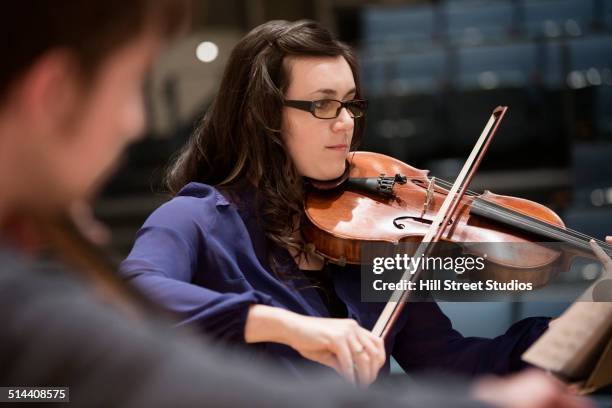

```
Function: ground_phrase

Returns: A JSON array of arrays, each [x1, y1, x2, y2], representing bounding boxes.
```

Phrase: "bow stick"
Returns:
[[372, 106, 508, 339]]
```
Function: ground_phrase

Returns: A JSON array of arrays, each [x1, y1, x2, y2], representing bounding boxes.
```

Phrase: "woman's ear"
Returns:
[[15, 50, 81, 138]]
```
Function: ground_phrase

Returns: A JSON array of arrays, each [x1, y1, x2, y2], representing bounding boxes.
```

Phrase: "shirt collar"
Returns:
[[176, 182, 230, 207]]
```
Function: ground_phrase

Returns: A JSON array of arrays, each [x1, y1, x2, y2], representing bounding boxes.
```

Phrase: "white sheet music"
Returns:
[[522, 302, 612, 379]]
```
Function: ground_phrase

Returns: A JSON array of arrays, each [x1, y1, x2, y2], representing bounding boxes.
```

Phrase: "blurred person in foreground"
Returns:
[[0, 2, 590, 408]]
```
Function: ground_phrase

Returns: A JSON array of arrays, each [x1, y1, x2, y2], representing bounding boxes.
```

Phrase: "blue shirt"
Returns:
[[120, 182, 549, 378]]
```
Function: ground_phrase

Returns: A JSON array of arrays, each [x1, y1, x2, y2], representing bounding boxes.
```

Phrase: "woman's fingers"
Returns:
[[361, 330, 386, 369], [348, 333, 371, 385], [589, 239, 612, 272], [356, 330, 386, 385], [285, 315, 385, 386], [348, 334, 372, 387], [303, 349, 347, 382], [331, 337, 355, 384], [308, 350, 341, 373], [344, 322, 386, 387]]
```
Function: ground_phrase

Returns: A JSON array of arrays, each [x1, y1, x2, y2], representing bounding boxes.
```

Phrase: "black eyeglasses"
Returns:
[[284, 99, 368, 119]]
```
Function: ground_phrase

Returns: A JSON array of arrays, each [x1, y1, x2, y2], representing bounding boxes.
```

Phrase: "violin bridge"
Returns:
[[421, 177, 435, 218]]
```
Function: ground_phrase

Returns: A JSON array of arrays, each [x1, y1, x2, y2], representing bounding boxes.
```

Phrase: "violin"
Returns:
[[304, 150, 612, 287], [303, 106, 612, 338]]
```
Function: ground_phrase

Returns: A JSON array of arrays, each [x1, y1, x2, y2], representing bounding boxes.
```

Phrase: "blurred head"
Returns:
[[0, 1, 190, 217], [166, 20, 364, 256]]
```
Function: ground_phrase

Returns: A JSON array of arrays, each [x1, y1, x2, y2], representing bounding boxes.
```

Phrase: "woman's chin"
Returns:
[[315, 166, 346, 181]]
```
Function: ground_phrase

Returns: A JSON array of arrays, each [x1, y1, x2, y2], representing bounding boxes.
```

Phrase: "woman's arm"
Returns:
[[393, 236, 612, 376], [245, 304, 385, 386], [392, 302, 550, 376], [121, 199, 385, 386], [121, 219, 274, 342], [125, 242, 385, 387]]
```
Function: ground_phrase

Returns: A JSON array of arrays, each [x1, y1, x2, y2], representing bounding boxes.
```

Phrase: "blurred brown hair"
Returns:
[[0, 0, 191, 101]]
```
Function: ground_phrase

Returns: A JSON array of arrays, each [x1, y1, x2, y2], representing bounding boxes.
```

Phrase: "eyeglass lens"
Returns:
[[313, 100, 365, 119]]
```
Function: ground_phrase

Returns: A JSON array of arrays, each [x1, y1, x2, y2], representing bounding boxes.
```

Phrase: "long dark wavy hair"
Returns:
[[165, 20, 364, 270]]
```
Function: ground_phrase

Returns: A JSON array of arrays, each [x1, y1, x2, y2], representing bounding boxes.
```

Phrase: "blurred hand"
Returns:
[[472, 369, 592, 408]]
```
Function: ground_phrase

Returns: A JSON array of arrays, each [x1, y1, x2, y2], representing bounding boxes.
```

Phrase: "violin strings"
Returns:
[[394, 174, 604, 246], [403, 175, 609, 249], [472, 198, 609, 249], [430, 176, 606, 245], [471, 198, 607, 247], [471, 201, 599, 248], [468, 193, 607, 247]]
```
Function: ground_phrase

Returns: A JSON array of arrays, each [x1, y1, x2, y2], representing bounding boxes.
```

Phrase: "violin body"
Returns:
[[303, 151, 577, 287]]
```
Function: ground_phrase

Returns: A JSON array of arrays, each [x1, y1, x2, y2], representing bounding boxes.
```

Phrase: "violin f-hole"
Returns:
[[393, 216, 454, 230]]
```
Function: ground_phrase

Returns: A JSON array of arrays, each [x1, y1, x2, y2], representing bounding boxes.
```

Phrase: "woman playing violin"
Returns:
[[120, 19, 552, 387]]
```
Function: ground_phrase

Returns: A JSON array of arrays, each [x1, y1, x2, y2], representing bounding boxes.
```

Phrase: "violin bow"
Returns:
[[372, 106, 508, 339]]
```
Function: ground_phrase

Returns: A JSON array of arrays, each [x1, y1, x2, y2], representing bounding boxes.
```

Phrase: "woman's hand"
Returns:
[[283, 313, 386, 387], [583, 235, 612, 302], [589, 236, 611, 273], [245, 305, 386, 387]]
